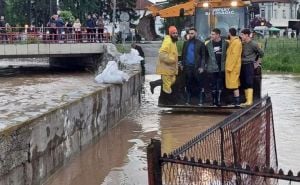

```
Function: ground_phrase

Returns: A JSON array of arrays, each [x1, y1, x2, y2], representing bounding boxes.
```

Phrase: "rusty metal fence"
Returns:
[[147, 96, 300, 184], [0, 26, 112, 44]]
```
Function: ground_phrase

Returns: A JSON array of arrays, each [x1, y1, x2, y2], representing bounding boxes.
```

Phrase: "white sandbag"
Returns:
[[120, 48, 144, 65], [95, 61, 129, 84]]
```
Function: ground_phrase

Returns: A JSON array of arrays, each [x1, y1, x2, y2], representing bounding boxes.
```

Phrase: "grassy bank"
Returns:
[[115, 38, 300, 74], [260, 38, 300, 73]]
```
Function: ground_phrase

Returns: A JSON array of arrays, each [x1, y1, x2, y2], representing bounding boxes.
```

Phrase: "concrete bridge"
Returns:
[[0, 43, 115, 70], [0, 43, 106, 58]]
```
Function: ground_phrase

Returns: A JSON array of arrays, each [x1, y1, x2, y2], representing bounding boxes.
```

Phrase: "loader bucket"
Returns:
[[136, 14, 157, 41]]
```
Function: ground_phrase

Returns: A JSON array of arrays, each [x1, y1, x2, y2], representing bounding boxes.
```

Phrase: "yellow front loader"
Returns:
[[137, 0, 250, 40]]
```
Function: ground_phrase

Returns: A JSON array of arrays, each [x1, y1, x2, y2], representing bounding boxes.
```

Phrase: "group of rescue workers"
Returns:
[[150, 26, 264, 107]]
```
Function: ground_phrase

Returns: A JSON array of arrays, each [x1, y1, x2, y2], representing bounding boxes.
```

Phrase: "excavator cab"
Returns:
[[195, 7, 248, 40]]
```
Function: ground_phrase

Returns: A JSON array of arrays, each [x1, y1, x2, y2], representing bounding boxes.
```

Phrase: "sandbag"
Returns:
[[120, 48, 144, 65], [95, 61, 129, 84]]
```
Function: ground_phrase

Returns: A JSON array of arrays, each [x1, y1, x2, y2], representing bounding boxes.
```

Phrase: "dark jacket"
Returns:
[[86, 18, 95, 28], [0, 20, 6, 33], [182, 38, 206, 69], [134, 45, 145, 58], [205, 39, 229, 73]]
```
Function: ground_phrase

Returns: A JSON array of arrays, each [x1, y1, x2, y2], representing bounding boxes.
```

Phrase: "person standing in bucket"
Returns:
[[225, 28, 242, 107], [240, 28, 264, 106], [181, 27, 206, 105], [149, 26, 179, 99], [205, 28, 229, 106]]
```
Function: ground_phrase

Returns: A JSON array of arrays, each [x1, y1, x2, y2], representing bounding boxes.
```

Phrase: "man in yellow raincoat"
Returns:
[[150, 26, 179, 96], [225, 28, 242, 106]]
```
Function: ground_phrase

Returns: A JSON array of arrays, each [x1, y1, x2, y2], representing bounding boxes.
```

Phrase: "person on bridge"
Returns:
[[240, 28, 264, 106], [149, 26, 179, 101], [131, 42, 145, 76], [181, 27, 206, 105], [0, 16, 7, 43], [73, 18, 82, 42], [86, 15, 96, 42], [225, 28, 242, 107], [205, 28, 229, 106]]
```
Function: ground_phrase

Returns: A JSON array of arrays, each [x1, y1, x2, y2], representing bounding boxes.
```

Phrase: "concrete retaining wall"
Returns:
[[0, 43, 105, 58], [0, 73, 142, 185]]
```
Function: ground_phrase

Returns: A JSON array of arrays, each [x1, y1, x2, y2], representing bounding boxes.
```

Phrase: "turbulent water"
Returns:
[[1, 56, 299, 185], [43, 74, 300, 185]]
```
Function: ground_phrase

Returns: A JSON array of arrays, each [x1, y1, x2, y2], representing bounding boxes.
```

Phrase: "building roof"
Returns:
[[251, 0, 298, 3], [136, 0, 154, 10]]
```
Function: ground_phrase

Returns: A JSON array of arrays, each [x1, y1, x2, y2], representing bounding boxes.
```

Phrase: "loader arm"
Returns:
[[147, 0, 197, 18]]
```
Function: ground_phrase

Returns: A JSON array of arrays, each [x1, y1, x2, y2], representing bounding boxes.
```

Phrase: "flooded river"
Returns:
[[1, 57, 299, 185], [43, 74, 300, 185]]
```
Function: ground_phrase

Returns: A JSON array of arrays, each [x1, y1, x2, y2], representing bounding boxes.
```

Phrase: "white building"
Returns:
[[253, 0, 299, 28]]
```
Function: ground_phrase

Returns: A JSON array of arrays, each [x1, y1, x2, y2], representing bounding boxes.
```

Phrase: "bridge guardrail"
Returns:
[[0, 27, 139, 44], [146, 96, 297, 185]]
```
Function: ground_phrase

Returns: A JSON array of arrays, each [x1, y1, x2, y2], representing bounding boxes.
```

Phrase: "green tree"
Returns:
[[4, 0, 57, 26], [59, 10, 75, 23], [0, 0, 5, 16]]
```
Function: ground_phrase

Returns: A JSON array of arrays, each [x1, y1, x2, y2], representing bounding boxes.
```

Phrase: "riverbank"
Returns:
[[261, 38, 300, 73]]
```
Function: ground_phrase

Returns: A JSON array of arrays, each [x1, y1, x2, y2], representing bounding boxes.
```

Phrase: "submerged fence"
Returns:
[[147, 96, 300, 185]]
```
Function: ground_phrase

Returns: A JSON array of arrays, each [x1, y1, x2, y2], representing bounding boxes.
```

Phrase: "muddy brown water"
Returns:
[[1, 57, 299, 184], [41, 74, 300, 185]]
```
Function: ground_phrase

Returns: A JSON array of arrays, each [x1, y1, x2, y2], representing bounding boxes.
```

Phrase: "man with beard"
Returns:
[[205, 28, 229, 106], [149, 26, 179, 104], [225, 28, 242, 107], [240, 28, 264, 106], [181, 27, 206, 105]]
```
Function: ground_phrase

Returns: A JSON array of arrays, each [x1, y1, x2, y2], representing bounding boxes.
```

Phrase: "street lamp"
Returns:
[[112, 0, 116, 44]]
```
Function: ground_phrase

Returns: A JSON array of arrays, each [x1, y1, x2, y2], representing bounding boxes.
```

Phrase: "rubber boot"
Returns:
[[186, 91, 191, 105], [216, 90, 222, 107], [149, 79, 162, 94], [198, 90, 205, 106], [233, 96, 240, 107], [241, 88, 253, 107], [212, 91, 217, 106], [159, 90, 174, 105]]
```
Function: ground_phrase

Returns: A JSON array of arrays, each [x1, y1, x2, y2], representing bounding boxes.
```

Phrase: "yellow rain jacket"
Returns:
[[156, 35, 178, 93], [225, 36, 242, 89], [156, 35, 178, 75]]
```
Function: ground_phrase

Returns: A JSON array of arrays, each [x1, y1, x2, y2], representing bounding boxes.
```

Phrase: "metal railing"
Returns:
[[0, 26, 113, 44], [169, 96, 277, 167], [146, 96, 298, 185]]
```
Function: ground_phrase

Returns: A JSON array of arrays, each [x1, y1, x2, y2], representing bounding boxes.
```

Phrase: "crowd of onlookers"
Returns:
[[46, 13, 106, 43], [0, 14, 111, 43]]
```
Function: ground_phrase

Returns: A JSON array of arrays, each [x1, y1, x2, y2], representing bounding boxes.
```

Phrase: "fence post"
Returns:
[[220, 128, 225, 185], [147, 139, 162, 185], [265, 105, 271, 167]]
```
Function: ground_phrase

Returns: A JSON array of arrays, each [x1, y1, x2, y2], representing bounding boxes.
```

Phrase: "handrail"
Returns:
[[0, 26, 138, 44], [171, 96, 270, 156]]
